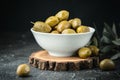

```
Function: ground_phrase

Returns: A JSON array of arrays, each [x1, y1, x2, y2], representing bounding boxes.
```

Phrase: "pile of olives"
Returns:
[[32, 10, 90, 34]]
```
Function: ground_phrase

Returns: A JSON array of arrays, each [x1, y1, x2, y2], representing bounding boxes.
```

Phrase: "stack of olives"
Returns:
[[32, 10, 90, 34]]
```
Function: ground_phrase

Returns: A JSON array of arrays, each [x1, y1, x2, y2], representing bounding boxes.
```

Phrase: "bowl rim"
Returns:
[[31, 27, 95, 36]]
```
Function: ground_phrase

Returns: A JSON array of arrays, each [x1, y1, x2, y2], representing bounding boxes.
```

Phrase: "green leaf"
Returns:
[[104, 23, 115, 39], [112, 39, 120, 46], [100, 36, 112, 44], [112, 23, 118, 39], [86, 41, 92, 46], [93, 23, 100, 41], [103, 27, 107, 33], [87, 36, 98, 47], [90, 37, 98, 46], [103, 32, 114, 40], [101, 45, 113, 53], [111, 52, 120, 60]]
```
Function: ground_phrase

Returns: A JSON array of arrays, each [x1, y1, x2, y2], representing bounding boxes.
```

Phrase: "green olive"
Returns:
[[76, 25, 90, 33], [88, 45, 99, 56], [62, 29, 76, 34], [45, 16, 59, 27], [78, 47, 92, 59], [57, 21, 71, 32], [55, 10, 69, 21], [53, 25, 58, 30], [68, 19, 73, 28], [51, 30, 60, 34], [16, 64, 30, 77], [100, 59, 115, 70], [71, 18, 81, 29], [33, 21, 52, 33], [68, 19, 73, 24]]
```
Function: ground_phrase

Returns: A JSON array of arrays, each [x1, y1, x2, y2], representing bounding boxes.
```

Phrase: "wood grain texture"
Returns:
[[29, 50, 99, 71]]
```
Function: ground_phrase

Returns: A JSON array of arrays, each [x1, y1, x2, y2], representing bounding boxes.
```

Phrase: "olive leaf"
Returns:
[[100, 36, 112, 44], [104, 23, 115, 39], [100, 45, 113, 53], [90, 37, 98, 46], [93, 23, 100, 41], [112, 39, 120, 46], [112, 23, 118, 39], [93, 22, 120, 59], [111, 53, 120, 60], [103, 27, 107, 33], [103, 32, 114, 40]]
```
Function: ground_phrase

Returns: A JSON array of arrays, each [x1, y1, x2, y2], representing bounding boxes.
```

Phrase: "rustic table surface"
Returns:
[[0, 32, 120, 80]]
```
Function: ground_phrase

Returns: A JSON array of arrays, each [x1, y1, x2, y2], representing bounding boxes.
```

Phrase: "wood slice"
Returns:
[[29, 50, 99, 71]]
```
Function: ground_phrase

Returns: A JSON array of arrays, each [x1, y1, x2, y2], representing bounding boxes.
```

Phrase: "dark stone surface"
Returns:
[[0, 32, 120, 80]]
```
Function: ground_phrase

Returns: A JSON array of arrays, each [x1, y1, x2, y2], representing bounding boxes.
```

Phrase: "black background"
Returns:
[[1, 0, 120, 33]]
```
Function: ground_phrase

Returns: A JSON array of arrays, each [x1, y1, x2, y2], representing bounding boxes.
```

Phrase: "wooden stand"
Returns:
[[29, 50, 99, 71]]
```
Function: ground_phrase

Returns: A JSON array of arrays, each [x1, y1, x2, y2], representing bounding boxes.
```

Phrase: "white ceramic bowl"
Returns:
[[31, 27, 95, 57]]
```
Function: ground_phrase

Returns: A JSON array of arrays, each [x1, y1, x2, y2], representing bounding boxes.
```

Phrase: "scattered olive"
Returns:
[[57, 21, 71, 32], [45, 16, 59, 27], [76, 25, 90, 33], [62, 29, 76, 34], [33, 21, 52, 33], [78, 47, 92, 59], [88, 45, 99, 56], [100, 59, 115, 71], [16, 64, 30, 77], [55, 10, 69, 21]]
